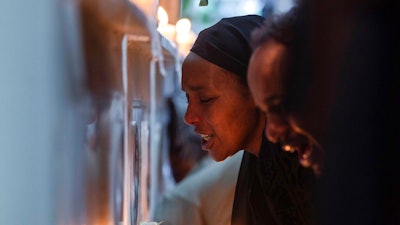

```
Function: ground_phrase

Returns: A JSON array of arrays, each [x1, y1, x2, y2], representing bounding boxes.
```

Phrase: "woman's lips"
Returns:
[[200, 134, 213, 150]]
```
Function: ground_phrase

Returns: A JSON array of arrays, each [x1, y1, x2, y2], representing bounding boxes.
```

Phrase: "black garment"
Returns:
[[232, 135, 316, 225]]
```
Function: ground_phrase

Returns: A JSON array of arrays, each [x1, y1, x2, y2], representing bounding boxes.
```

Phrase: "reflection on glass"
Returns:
[[83, 93, 125, 225], [130, 99, 145, 225]]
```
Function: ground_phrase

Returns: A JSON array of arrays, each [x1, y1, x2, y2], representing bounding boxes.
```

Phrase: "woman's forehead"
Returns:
[[249, 41, 287, 89], [183, 54, 240, 87]]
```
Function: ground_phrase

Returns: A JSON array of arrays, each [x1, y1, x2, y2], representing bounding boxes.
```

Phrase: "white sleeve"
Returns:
[[152, 194, 204, 225]]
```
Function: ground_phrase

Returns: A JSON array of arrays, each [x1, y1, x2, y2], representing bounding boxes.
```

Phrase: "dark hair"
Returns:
[[251, 7, 300, 50]]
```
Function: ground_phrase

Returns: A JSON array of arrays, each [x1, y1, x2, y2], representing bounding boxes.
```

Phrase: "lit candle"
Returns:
[[157, 6, 176, 43], [175, 18, 196, 57]]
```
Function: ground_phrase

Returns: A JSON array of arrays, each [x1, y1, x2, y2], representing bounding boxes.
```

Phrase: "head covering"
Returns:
[[190, 15, 265, 80]]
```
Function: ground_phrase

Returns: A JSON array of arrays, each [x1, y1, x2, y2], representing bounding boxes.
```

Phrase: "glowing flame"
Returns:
[[157, 6, 168, 26], [175, 18, 191, 35]]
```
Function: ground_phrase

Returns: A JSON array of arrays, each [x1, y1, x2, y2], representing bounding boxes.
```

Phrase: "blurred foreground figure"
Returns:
[[249, 0, 399, 224], [307, 1, 400, 224]]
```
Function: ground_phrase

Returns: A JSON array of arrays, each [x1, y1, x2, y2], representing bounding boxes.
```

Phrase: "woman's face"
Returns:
[[247, 40, 323, 175], [181, 53, 265, 161]]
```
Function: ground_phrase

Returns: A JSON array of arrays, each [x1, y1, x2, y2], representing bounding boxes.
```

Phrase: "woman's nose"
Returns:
[[184, 104, 201, 126], [265, 114, 290, 143]]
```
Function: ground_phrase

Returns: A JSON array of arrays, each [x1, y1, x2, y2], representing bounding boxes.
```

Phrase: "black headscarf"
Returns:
[[190, 15, 265, 81]]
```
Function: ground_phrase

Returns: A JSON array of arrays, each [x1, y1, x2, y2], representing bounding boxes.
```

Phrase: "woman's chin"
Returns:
[[209, 151, 228, 162]]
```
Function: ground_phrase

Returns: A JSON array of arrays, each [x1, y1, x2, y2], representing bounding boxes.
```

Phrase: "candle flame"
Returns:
[[157, 6, 168, 26], [176, 18, 191, 35]]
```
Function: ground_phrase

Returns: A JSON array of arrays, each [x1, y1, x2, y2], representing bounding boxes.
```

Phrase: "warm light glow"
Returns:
[[156, 6, 176, 43], [157, 6, 168, 26], [175, 18, 196, 57], [283, 144, 295, 153], [243, 0, 261, 14], [156, 9, 196, 57], [175, 18, 191, 35]]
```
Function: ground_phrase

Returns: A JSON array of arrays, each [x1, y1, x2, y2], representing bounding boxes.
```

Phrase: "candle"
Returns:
[[175, 18, 196, 57], [157, 6, 176, 43]]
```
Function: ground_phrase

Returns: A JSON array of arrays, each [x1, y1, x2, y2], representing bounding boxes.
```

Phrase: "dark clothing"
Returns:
[[232, 135, 316, 225]]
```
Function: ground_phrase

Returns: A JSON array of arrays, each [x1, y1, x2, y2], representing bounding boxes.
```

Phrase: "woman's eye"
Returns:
[[200, 97, 214, 103]]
